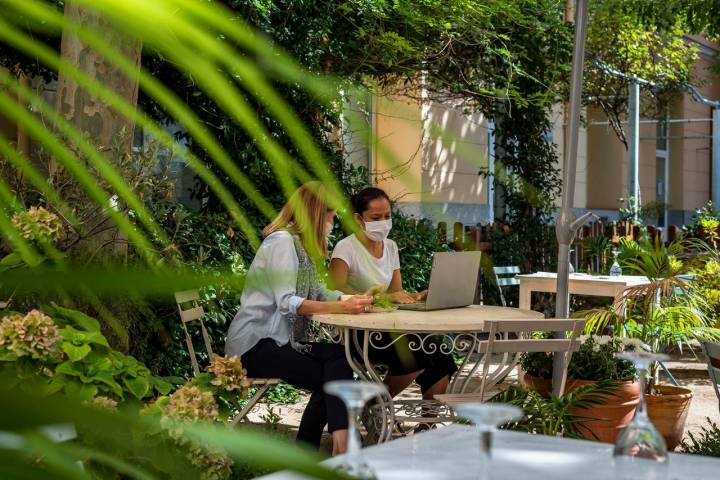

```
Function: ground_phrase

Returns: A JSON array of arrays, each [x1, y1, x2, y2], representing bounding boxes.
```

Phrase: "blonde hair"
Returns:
[[262, 181, 332, 258]]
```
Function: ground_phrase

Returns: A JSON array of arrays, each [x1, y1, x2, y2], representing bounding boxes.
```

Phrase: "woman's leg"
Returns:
[[242, 339, 351, 448], [414, 346, 458, 399], [383, 372, 421, 398]]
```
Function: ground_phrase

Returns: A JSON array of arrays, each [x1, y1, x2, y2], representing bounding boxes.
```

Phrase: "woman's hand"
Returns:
[[338, 295, 373, 314], [364, 285, 385, 297], [388, 291, 417, 304], [414, 290, 428, 302]]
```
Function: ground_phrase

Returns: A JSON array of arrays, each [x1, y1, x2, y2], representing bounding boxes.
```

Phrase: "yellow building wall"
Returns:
[[372, 90, 489, 221]]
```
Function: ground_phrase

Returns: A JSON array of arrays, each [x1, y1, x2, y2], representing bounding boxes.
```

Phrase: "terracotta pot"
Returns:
[[646, 384, 693, 451], [571, 379, 640, 443], [520, 373, 640, 443]]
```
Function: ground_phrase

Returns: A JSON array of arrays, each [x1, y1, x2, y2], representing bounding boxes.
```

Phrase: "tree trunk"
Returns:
[[55, 2, 141, 153], [54, 2, 142, 257]]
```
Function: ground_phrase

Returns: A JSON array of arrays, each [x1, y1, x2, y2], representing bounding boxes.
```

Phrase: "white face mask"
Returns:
[[363, 219, 392, 241]]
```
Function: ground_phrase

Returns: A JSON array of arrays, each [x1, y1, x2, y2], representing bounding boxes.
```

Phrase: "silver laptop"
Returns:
[[398, 251, 481, 311]]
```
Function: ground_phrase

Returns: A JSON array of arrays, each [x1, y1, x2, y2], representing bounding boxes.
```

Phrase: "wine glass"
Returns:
[[610, 249, 622, 277], [454, 403, 523, 480], [613, 351, 670, 480], [324, 380, 388, 480]]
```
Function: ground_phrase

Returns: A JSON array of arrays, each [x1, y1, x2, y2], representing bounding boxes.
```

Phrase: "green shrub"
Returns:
[[693, 259, 720, 326], [520, 335, 639, 381], [0, 305, 172, 404], [390, 212, 450, 293], [681, 419, 720, 457]]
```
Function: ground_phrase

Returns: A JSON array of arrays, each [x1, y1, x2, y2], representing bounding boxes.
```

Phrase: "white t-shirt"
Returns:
[[331, 234, 401, 292]]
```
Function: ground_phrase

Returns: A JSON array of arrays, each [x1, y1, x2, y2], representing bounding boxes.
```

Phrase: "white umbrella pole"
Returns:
[[552, 0, 596, 395]]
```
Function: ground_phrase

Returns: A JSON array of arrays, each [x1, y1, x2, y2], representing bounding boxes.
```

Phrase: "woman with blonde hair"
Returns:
[[226, 181, 371, 454]]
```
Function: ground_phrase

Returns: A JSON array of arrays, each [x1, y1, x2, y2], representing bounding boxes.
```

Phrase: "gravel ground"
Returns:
[[245, 355, 720, 454]]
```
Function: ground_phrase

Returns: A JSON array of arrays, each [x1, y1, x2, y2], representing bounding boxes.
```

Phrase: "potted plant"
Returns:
[[584, 237, 720, 449], [519, 335, 641, 442]]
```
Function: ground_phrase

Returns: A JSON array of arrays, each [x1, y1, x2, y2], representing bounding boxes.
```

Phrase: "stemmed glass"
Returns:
[[324, 380, 388, 480], [610, 249, 622, 277], [613, 351, 670, 480], [454, 403, 523, 480]]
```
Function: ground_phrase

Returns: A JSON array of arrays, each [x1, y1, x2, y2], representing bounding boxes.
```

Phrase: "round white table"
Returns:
[[260, 425, 720, 480], [313, 305, 543, 442]]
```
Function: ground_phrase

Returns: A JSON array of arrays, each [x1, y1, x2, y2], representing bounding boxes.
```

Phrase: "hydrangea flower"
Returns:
[[187, 444, 234, 480], [0, 310, 62, 361], [88, 396, 118, 410], [159, 384, 233, 480], [162, 385, 219, 424], [206, 354, 251, 396], [11, 206, 64, 243]]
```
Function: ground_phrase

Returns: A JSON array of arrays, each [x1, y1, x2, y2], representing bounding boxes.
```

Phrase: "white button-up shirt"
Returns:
[[225, 231, 341, 358]]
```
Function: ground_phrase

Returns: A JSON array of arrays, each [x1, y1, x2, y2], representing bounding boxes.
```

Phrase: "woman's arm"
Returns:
[[297, 295, 372, 315], [328, 258, 360, 294], [386, 270, 417, 304], [387, 269, 427, 303]]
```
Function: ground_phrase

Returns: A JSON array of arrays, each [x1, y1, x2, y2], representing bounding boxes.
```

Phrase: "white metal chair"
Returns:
[[174, 290, 280, 424], [702, 340, 720, 412], [493, 266, 520, 307], [435, 318, 585, 407]]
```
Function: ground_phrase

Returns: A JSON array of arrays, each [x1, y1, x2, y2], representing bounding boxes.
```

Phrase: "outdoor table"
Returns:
[[260, 424, 720, 480], [516, 272, 650, 314], [313, 305, 543, 443]]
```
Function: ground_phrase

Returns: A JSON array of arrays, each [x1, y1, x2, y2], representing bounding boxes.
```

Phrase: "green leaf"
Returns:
[[64, 382, 98, 403], [123, 376, 150, 399], [55, 360, 84, 378], [151, 377, 174, 395], [47, 304, 102, 332], [62, 342, 92, 362], [0, 252, 23, 270], [91, 371, 124, 397], [59, 327, 109, 348], [0, 350, 18, 361]]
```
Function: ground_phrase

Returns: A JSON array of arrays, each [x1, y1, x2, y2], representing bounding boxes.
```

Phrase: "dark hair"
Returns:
[[351, 187, 391, 214]]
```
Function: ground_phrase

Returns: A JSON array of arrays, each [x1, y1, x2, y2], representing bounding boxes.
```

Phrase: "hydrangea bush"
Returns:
[[10, 206, 64, 243], [0, 309, 63, 361]]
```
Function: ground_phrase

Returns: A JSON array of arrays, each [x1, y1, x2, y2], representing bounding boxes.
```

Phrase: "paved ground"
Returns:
[[665, 352, 719, 440], [246, 354, 720, 454]]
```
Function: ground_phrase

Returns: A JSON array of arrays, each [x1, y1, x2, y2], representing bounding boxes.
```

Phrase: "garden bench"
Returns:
[[174, 290, 280, 424]]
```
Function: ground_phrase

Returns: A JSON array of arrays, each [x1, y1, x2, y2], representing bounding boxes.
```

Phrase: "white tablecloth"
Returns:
[[260, 425, 720, 480]]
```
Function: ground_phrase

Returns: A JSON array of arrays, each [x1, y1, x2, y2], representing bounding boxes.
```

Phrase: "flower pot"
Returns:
[[520, 373, 640, 443], [570, 379, 640, 443], [646, 384, 693, 451], [520, 372, 553, 396]]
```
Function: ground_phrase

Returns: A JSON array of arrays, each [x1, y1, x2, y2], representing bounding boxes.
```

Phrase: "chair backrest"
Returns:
[[476, 318, 585, 399], [702, 341, 720, 411], [493, 266, 520, 307], [174, 289, 214, 376]]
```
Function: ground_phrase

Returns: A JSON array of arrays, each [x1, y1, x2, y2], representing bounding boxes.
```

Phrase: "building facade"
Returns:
[[345, 36, 719, 228]]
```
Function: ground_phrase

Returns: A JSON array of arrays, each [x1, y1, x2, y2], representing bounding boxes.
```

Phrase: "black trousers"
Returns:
[[353, 332, 457, 393], [241, 338, 351, 447]]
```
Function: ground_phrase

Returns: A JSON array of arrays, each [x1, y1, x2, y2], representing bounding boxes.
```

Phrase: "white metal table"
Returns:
[[260, 425, 720, 480], [313, 305, 543, 443], [516, 272, 650, 313]]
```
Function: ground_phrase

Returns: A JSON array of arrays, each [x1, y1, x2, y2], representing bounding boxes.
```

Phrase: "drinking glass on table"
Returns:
[[324, 380, 388, 480], [613, 351, 669, 480], [454, 403, 522, 480]]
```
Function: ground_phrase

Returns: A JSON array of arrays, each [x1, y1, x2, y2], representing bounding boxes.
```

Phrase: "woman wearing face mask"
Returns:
[[329, 187, 456, 401], [226, 181, 372, 455]]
